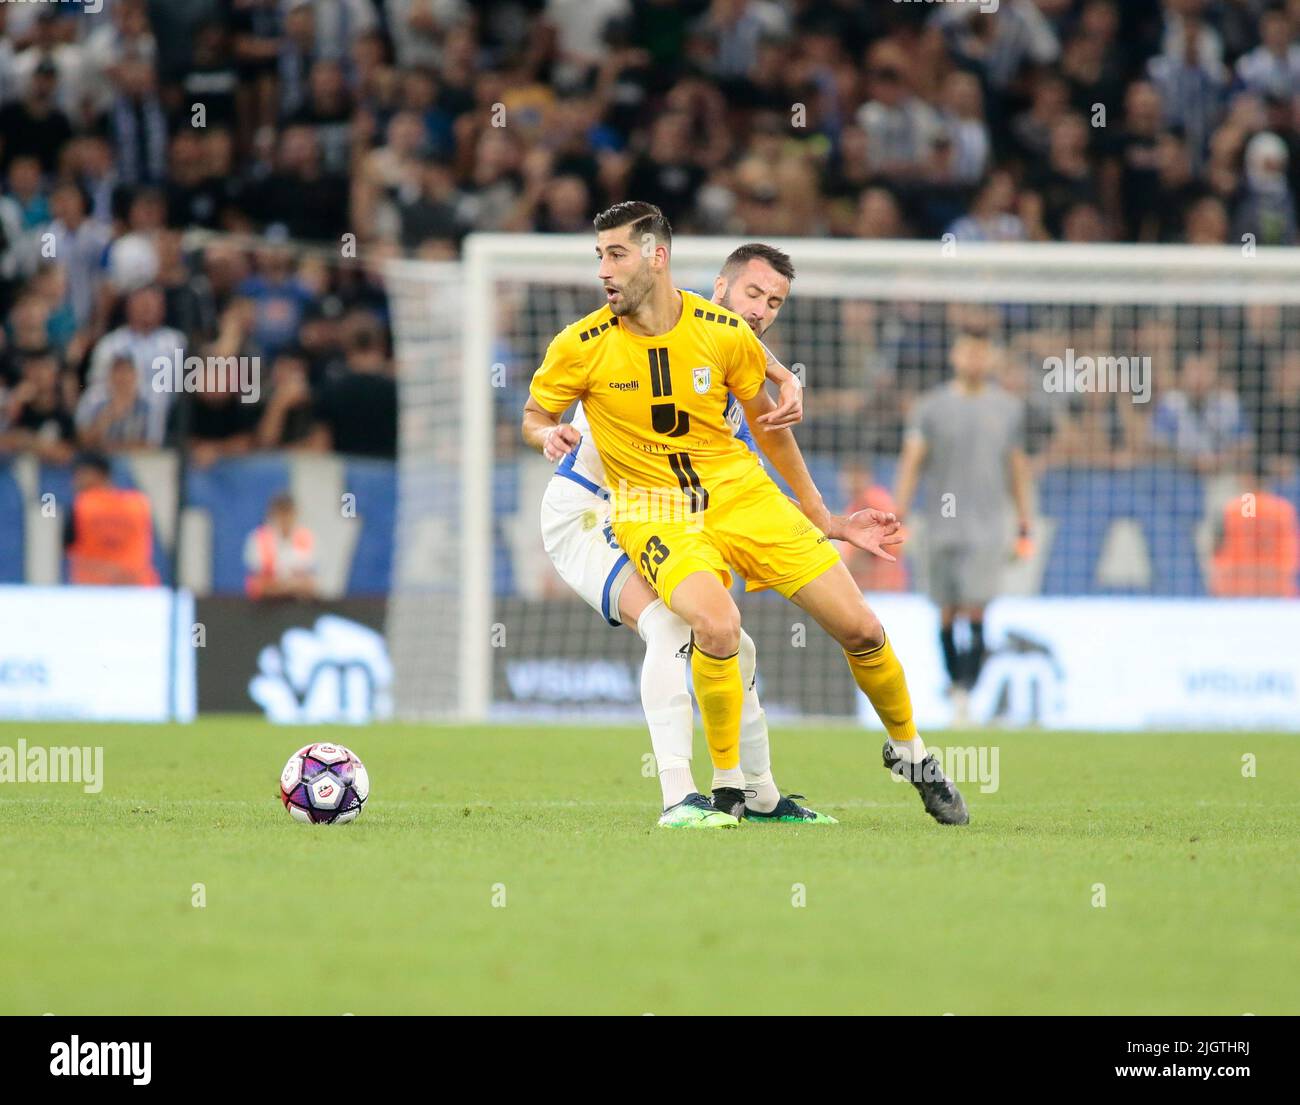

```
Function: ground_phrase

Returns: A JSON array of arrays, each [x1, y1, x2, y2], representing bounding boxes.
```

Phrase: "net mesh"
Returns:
[[386, 240, 1300, 720]]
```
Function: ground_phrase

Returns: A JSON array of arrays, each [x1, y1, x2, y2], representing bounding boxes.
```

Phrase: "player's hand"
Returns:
[[835, 508, 905, 562], [542, 423, 581, 462], [758, 375, 802, 429], [1014, 524, 1035, 560]]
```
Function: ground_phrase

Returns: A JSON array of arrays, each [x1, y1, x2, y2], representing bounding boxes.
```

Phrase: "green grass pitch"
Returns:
[[1, 718, 1297, 1015]]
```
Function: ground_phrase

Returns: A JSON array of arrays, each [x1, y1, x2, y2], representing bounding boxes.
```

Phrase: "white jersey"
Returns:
[[565, 401, 608, 489]]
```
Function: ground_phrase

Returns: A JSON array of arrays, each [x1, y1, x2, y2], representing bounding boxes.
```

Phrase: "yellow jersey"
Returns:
[[529, 289, 770, 517]]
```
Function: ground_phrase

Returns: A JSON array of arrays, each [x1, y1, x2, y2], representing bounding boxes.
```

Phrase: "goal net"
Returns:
[[386, 238, 1300, 723]]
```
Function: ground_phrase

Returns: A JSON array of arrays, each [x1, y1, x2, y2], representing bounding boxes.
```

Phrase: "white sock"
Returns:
[[712, 766, 746, 791], [888, 737, 927, 763], [638, 599, 696, 808], [738, 629, 779, 812]]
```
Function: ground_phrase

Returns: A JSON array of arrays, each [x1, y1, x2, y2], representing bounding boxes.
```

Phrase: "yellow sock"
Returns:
[[844, 633, 918, 742], [690, 641, 743, 771]]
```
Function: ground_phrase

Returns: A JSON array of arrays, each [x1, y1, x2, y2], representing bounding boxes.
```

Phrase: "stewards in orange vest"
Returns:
[[243, 493, 318, 600], [1209, 482, 1299, 598], [64, 452, 160, 586]]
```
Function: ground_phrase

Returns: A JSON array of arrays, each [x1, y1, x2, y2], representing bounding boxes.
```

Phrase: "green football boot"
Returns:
[[657, 792, 742, 828], [742, 793, 838, 824]]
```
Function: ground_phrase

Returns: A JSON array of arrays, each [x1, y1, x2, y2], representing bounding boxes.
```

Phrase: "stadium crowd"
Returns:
[[0, 0, 1296, 482]]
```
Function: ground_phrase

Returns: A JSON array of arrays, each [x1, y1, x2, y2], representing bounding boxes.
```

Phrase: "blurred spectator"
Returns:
[[946, 171, 1027, 242], [291, 60, 355, 175], [1208, 460, 1300, 597], [231, 0, 284, 149], [65, 135, 119, 226], [1146, 3, 1228, 170], [75, 354, 155, 451], [385, 0, 468, 72], [1233, 130, 1298, 245], [0, 7, 17, 108], [63, 450, 159, 586], [1011, 72, 1070, 163], [165, 301, 261, 467], [1027, 113, 1097, 238], [85, 285, 185, 445], [0, 348, 76, 463], [278, 0, 320, 121], [937, 71, 990, 187], [156, 232, 218, 347], [235, 247, 313, 359], [107, 188, 166, 295], [1145, 132, 1203, 242], [1233, 4, 1300, 99], [855, 40, 943, 183], [257, 348, 317, 448], [397, 161, 468, 251], [856, 186, 909, 239], [937, 0, 1060, 93], [308, 311, 397, 457], [1151, 353, 1251, 473], [182, 22, 239, 130], [109, 58, 168, 187], [1184, 193, 1232, 243], [46, 181, 111, 331], [0, 157, 48, 293], [248, 125, 349, 241], [84, 0, 157, 120], [244, 492, 319, 600], [1112, 80, 1167, 240], [0, 58, 73, 175], [1045, 388, 1149, 469], [0, 294, 54, 386]]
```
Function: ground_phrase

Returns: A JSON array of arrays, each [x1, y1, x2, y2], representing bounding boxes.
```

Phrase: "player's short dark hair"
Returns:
[[593, 201, 672, 250], [720, 242, 795, 284]]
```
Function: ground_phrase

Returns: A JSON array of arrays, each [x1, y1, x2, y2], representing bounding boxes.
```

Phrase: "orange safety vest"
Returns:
[[839, 485, 909, 593], [246, 524, 315, 598], [67, 486, 159, 586], [1209, 491, 1300, 597]]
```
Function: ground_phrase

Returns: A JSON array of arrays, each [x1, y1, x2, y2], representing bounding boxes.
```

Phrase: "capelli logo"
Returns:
[[49, 1037, 151, 1086]]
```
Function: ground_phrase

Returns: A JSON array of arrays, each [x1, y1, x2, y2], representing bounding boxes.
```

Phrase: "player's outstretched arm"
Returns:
[[740, 387, 825, 514], [522, 395, 580, 461], [741, 387, 903, 561]]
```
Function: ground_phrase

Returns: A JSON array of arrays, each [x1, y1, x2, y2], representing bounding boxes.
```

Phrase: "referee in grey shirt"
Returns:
[[894, 329, 1033, 722]]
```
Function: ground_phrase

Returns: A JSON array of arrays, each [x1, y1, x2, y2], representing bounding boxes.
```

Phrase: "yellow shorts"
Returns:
[[612, 477, 842, 610]]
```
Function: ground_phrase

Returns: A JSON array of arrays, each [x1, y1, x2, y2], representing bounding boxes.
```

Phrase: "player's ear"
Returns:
[[712, 274, 727, 301]]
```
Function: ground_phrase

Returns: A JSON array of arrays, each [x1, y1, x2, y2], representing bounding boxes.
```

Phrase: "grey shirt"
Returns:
[[908, 382, 1025, 548]]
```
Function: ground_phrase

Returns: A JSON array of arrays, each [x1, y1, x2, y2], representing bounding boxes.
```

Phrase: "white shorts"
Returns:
[[540, 473, 636, 627]]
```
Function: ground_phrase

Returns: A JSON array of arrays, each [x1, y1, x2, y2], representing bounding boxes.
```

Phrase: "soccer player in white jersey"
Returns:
[[536, 243, 894, 827]]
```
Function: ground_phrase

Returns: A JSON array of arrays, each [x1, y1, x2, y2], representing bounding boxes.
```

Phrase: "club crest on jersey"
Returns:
[[692, 366, 712, 394]]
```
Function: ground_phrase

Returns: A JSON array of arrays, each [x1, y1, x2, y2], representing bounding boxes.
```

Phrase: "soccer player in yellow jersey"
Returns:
[[523, 202, 969, 826]]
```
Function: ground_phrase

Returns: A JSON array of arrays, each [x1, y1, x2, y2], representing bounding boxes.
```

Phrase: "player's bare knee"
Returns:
[[842, 611, 884, 654], [691, 608, 741, 659]]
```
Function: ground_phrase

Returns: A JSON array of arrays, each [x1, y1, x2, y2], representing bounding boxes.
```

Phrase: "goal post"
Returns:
[[386, 236, 1300, 724]]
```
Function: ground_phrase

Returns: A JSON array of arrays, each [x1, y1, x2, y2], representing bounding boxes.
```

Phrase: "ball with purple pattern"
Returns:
[[279, 742, 369, 824]]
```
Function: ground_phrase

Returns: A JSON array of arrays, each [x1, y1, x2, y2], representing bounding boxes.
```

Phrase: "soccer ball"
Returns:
[[279, 742, 369, 824]]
